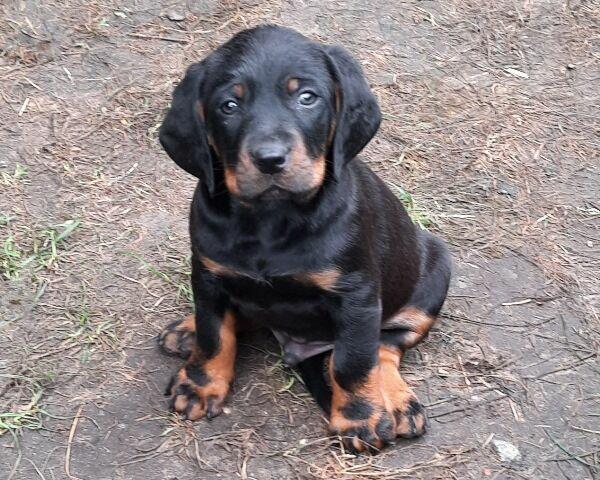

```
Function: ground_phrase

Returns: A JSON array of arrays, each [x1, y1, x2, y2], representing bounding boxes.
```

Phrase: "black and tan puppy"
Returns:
[[158, 25, 451, 453]]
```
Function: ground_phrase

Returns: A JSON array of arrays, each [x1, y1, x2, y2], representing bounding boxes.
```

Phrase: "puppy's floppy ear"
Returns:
[[324, 45, 382, 179], [159, 62, 215, 193]]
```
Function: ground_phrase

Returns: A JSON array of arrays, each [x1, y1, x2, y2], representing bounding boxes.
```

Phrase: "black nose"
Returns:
[[250, 144, 290, 174]]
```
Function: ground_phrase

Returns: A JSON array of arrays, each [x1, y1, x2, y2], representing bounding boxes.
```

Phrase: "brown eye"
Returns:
[[221, 100, 239, 115], [298, 91, 318, 106]]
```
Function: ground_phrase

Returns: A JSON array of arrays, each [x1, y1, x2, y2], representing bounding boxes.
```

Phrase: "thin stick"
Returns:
[[65, 405, 83, 480], [127, 33, 187, 44]]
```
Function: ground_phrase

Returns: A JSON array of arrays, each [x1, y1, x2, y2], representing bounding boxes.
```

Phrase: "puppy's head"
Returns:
[[160, 25, 381, 202]]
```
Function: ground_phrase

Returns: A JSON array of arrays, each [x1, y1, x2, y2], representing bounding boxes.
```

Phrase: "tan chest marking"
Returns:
[[294, 268, 341, 292]]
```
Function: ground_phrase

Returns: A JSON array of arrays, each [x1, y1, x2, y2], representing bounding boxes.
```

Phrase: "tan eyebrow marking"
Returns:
[[287, 77, 300, 93], [233, 83, 245, 98]]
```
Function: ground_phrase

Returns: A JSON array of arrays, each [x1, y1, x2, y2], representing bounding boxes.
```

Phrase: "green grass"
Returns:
[[0, 235, 23, 280], [65, 291, 118, 363], [133, 254, 193, 304], [0, 214, 14, 226], [0, 164, 27, 186], [386, 181, 435, 229], [0, 219, 80, 280], [0, 375, 48, 438], [33, 220, 81, 270]]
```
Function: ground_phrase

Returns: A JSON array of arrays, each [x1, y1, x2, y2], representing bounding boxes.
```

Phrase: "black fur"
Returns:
[[159, 25, 451, 413]]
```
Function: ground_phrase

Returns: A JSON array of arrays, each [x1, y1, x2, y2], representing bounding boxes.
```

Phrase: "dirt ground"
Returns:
[[1, 0, 598, 478]]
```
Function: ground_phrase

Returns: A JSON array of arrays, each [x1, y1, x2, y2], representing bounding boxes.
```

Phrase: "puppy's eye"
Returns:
[[220, 100, 239, 115], [298, 91, 318, 106]]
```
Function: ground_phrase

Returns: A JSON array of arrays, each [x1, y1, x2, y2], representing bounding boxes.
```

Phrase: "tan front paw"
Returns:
[[166, 360, 231, 420], [328, 346, 428, 453]]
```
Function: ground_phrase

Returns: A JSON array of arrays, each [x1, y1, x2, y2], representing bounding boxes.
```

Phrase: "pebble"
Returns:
[[166, 10, 186, 22], [492, 439, 521, 462]]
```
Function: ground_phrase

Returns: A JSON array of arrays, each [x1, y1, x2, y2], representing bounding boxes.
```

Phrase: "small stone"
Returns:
[[374, 72, 396, 86], [492, 439, 521, 462], [566, 64, 576, 70], [166, 10, 186, 21], [497, 181, 518, 197]]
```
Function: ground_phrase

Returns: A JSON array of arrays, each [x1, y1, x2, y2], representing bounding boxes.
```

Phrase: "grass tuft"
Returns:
[[0, 219, 81, 280], [0, 164, 28, 186], [133, 254, 193, 304], [65, 291, 118, 363], [386, 181, 435, 229], [0, 375, 48, 437]]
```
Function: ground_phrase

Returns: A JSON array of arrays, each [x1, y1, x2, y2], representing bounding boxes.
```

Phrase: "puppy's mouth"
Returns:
[[239, 178, 314, 203], [259, 184, 288, 200]]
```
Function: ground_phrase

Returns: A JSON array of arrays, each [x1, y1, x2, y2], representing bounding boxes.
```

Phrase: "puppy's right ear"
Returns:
[[159, 62, 215, 193]]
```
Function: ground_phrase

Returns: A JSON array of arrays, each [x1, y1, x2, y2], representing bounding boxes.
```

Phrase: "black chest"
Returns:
[[220, 274, 334, 342]]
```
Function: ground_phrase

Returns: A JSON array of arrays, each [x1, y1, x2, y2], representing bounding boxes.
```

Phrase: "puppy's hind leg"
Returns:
[[381, 231, 451, 350]]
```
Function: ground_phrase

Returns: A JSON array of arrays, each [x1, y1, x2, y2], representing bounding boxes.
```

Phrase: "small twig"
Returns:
[[127, 33, 188, 44], [571, 425, 600, 435], [526, 353, 596, 380], [18, 97, 30, 116], [7, 430, 22, 480], [65, 405, 83, 480], [430, 393, 507, 419], [25, 458, 47, 480], [501, 299, 532, 307]]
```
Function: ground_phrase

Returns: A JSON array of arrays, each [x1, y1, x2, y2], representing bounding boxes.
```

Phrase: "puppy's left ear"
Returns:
[[159, 62, 215, 193], [324, 45, 382, 179]]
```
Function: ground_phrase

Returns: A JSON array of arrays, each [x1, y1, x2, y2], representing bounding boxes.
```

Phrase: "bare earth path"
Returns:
[[1, 1, 598, 479]]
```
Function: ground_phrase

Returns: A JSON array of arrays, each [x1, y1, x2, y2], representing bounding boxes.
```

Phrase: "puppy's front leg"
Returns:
[[166, 259, 236, 420], [328, 284, 427, 453]]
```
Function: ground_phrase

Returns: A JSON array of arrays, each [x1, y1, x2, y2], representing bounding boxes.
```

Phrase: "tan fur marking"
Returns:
[[328, 85, 341, 147], [201, 311, 237, 384], [233, 83, 245, 98], [327, 119, 337, 148], [224, 167, 240, 196], [287, 77, 300, 93], [200, 256, 240, 277], [195, 101, 205, 122], [378, 345, 402, 368], [382, 306, 435, 336], [312, 155, 326, 187], [277, 132, 327, 193], [295, 268, 341, 292], [207, 135, 220, 157]]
